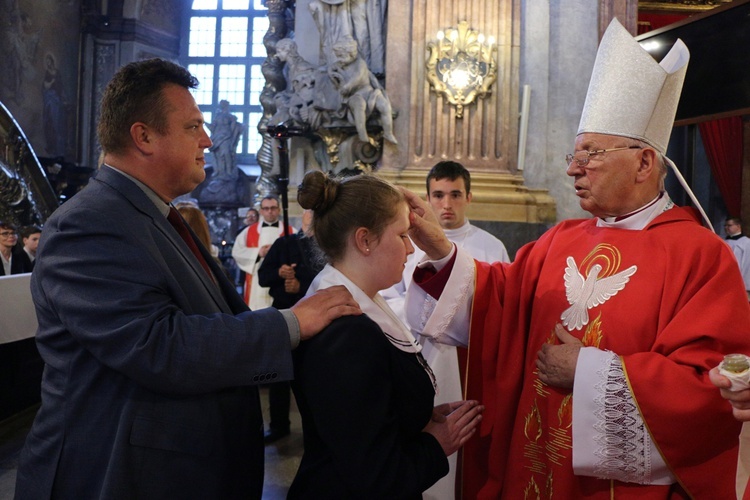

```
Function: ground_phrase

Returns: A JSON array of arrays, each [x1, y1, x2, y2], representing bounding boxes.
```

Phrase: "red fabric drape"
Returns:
[[638, 12, 744, 216], [699, 117, 744, 217], [637, 13, 688, 35]]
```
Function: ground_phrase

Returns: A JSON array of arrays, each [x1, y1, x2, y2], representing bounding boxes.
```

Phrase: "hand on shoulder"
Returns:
[[291, 285, 362, 340]]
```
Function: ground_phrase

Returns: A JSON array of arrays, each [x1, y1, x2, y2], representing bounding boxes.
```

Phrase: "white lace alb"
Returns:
[[591, 352, 654, 484]]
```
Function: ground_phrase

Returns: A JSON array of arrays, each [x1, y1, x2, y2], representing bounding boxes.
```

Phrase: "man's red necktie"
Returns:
[[167, 206, 216, 284]]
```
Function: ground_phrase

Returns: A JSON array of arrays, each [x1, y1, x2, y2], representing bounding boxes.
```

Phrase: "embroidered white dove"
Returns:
[[561, 256, 637, 330]]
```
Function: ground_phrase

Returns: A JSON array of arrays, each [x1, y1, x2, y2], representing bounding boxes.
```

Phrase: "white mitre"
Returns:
[[578, 19, 713, 229], [578, 18, 689, 154]]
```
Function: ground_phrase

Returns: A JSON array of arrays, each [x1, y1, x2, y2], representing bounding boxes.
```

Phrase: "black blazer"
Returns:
[[0, 247, 32, 275], [14, 166, 294, 499], [257, 232, 323, 309]]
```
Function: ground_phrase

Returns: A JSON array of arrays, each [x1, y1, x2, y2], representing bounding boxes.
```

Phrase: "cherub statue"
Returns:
[[276, 38, 316, 93], [327, 37, 397, 144], [271, 38, 325, 129]]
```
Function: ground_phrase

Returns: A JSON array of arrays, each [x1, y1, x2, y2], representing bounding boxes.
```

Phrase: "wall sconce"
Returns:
[[426, 21, 496, 118]]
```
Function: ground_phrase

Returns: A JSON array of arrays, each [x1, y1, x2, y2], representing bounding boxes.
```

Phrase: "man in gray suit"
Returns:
[[14, 59, 360, 499]]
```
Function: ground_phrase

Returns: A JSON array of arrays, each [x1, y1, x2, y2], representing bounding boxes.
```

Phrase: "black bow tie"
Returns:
[[262, 222, 279, 228]]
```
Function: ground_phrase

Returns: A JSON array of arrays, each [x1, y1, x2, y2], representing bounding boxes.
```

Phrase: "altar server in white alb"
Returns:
[[381, 161, 509, 500], [725, 217, 750, 299], [232, 195, 295, 310]]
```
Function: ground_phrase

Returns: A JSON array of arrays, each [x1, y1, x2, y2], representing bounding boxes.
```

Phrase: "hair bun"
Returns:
[[297, 171, 339, 214]]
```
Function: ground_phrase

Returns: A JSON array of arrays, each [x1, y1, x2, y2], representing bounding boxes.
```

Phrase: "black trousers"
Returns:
[[267, 381, 291, 431]]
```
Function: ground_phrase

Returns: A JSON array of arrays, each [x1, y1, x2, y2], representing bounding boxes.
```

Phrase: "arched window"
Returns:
[[180, 0, 268, 168]]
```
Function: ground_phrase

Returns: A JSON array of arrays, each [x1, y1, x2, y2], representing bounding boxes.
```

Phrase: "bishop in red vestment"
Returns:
[[403, 19, 750, 500]]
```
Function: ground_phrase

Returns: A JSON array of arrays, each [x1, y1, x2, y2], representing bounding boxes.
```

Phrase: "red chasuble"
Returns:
[[459, 207, 750, 499]]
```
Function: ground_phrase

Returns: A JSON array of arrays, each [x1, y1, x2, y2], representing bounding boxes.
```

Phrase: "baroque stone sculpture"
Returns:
[[207, 100, 244, 180], [327, 36, 396, 145]]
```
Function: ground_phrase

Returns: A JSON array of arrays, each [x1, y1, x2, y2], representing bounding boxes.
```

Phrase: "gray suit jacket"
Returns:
[[15, 166, 293, 499]]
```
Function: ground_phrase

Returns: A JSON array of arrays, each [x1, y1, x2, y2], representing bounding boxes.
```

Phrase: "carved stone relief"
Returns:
[[258, 0, 396, 180]]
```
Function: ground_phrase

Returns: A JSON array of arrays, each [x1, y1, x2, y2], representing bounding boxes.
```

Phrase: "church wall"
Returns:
[[0, 0, 184, 173], [0, 0, 82, 161], [521, 0, 600, 222]]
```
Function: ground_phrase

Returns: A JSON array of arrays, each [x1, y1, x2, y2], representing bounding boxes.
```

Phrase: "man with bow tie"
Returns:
[[233, 195, 295, 311]]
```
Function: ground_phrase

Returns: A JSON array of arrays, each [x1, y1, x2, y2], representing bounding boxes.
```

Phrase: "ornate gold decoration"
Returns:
[[524, 476, 541, 500], [581, 243, 623, 279], [556, 394, 573, 429], [639, 0, 732, 13], [582, 313, 604, 348], [545, 472, 554, 500], [316, 128, 352, 170], [425, 21, 497, 118], [524, 400, 543, 443]]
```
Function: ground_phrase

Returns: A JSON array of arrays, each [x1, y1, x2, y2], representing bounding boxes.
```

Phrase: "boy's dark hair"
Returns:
[[425, 161, 471, 195], [20, 225, 42, 239]]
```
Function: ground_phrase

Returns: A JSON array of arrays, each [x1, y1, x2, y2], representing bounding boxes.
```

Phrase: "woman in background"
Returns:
[[288, 171, 483, 499], [176, 202, 220, 259]]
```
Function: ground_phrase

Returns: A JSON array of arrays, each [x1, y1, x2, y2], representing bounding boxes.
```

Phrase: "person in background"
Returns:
[[287, 171, 483, 499], [234, 207, 260, 291], [402, 19, 750, 499], [244, 207, 260, 228], [258, 209, 324, 444], [381, 160, 509, 499], [18, 225, 41, 271], [13, 58, 360, 499], [176, 203, 220, 257], [725, 217, 750, 300], [0, 221, 31, 275], [176, 202, 229, 278], [232, 195, 295, 310]]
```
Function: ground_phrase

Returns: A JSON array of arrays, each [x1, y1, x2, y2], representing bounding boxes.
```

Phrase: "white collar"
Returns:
[[442, 219, 472, 240], [308, 264, 423, 354], [596, 192, 673, 230]]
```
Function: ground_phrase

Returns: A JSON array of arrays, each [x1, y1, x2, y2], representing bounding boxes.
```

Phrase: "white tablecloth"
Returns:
[[0, 273, 37, 344]]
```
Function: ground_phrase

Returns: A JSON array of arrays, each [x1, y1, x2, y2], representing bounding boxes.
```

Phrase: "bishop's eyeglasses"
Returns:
[[566, 146, 642, 167]]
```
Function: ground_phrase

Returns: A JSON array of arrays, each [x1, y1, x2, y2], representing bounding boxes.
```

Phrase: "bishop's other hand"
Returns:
[[536, 323, 583, 389]]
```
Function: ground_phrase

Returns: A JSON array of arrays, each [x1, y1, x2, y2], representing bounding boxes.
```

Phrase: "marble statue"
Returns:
[[328, 37, 396, 144], [272, 39, 324, 129], [308, 0, 386, 75], [207, 100, 243, 179]]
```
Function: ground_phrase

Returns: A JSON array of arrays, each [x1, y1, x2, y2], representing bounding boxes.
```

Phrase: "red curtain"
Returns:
[[637, 13, 688, 34], [698, 117, 744, 217], [638, 12, 744, 216]]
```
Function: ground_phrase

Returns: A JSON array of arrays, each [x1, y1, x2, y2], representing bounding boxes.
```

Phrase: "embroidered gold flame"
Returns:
[[524, 400, 542, 443]]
